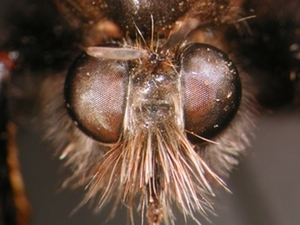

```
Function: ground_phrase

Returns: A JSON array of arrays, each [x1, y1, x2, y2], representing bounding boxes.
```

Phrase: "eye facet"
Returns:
[[64, 43, 241, 144], [64, 52, 128, 143], [180, 43, 241, 141]]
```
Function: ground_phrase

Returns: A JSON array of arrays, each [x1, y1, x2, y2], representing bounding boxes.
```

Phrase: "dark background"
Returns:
[[1, 0, 299, 224]]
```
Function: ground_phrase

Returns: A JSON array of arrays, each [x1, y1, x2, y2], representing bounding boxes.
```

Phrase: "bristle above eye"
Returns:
[[86, 46, 148, 60]]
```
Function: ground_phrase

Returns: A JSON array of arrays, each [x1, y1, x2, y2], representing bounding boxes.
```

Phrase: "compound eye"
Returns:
[[65, 52, 128, 143], [180, 44, 241, 141]]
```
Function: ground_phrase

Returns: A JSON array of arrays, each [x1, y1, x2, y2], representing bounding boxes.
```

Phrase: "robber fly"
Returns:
[[0, 0, 299, 225]]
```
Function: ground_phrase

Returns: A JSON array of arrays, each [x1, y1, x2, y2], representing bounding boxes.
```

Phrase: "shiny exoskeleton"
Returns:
[[55, 1, 251, 224], [1, 0, 299, 225]]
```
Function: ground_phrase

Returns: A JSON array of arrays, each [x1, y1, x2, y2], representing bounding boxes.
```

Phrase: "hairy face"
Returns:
[[41, 1, 257, 224], [2, 0, 299, 225]]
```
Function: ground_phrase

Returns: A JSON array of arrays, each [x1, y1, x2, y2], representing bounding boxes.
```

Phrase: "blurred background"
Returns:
[[16, 109, 300, 225], [1, 0, 299, 224]]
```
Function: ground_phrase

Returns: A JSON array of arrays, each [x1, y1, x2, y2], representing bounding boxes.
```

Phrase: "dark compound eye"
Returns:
[[64, 43, 241, 144], [64, 52, 128, 143], [180, 43, 241, 141]]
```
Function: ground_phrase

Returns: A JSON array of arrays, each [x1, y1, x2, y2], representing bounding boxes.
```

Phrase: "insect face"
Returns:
[[44, 1, 257, 224], [0, 0, 259, 225]]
